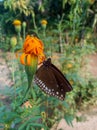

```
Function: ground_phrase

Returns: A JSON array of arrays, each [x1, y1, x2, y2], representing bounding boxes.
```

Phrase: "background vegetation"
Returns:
[[0, 0, 97, 129]]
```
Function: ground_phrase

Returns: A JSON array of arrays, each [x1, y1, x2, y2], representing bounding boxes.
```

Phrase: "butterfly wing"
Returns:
[[34, 64, 66, 100], [51, 63, 73, 92], [34, 58, 72, 100]]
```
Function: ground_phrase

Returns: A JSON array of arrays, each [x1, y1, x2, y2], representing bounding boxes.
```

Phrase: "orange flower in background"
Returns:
[[20, 35, 45, 65], [13, 20, 21, 26]]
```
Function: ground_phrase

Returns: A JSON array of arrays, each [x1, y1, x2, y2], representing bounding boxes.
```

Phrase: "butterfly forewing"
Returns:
[[51, 64, 72, 92], [34, 58, 72, 100]]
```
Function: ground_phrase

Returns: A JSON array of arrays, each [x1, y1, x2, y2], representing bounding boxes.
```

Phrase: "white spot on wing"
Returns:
[[56, 92, 59, 95]]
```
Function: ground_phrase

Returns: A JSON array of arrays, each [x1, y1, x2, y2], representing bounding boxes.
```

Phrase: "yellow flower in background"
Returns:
[[20, 35, 45, 66], [88, 0, 95, 4], [41, 19, 48, 25], [41, 19, 48, 30], [67, 63, 73, 69], [13, 19, 21, 26], [70, 80, 74, 85], [13, 20, 21, 33], [41, 111, 47, 119]]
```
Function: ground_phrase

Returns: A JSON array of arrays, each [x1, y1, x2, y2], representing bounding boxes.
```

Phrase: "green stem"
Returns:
[[12, 51, 17, 107], [17, 32, 20, 41], [43, 28, 46, 37], [17, 31, 22, 47], [22, 77, 36, 102], [32, 15, 39, 36], [23, 27, 26, 41], [12, 50, 15, 82]]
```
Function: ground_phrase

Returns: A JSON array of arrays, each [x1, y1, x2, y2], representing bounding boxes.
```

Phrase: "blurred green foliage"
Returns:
[[60, 44, 97, 109], [0, 0, 97, 50]]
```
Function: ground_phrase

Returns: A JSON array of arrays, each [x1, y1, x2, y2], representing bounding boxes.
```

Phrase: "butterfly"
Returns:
[[34, 58, 73, 100]]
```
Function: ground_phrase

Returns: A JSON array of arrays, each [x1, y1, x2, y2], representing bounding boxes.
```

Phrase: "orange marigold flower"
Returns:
[[20, 35, 45, 65], [13, 19, 21, 26], [41, 20, 48, 25]]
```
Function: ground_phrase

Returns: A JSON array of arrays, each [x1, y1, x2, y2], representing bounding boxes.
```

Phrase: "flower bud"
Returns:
[[41, 20, 47, 29], [10, 36, 17, 48], [13, 20, 21, 33], [14, 25, 21, 33], [22, 21, 26, 28]]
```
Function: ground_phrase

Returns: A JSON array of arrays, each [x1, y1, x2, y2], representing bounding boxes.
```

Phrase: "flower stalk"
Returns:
[[32, 12, 39, 36], [13, 19, 22, 47], [22, 21, 26, 41]]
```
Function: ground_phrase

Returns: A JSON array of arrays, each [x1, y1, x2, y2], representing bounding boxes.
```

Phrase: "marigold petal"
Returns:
[[26, 54, 31, 66], [24, 44, 33, 53], [24, 41, 43, 55], [13, 20, 21, 25], [23, 36, 44, 55], [20, 53, 27, 65], [23, 36, 32, 49], [38, 53, 46, 64], [15, 49, 22, 58], [33, 47, 42, 56], [25, 35, 30, 41], [34, 37, 44, 48], [41, 20, 48, 25]]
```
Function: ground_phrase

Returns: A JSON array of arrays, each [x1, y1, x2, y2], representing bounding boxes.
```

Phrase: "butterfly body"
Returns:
[[34, 58, 72, 100]]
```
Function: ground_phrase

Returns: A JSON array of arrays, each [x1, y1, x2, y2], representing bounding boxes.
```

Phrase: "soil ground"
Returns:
[[0, 50, 97, 130]]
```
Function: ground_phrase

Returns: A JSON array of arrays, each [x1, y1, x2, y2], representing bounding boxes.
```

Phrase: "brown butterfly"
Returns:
[[34, 58, 73, 100]]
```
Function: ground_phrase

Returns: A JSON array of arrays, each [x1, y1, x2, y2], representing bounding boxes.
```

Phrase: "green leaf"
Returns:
[[26, 125, 35, 130], [18, 116, 41, 130], [28, 116, 41, 122], [64, 114, 74, 126], [62, 101, 69, 109], [18, 122, 27, 130], [29, 123, 42, 127]]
